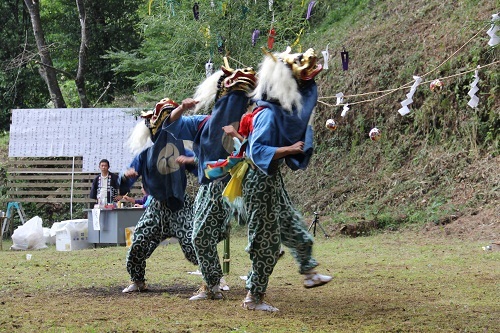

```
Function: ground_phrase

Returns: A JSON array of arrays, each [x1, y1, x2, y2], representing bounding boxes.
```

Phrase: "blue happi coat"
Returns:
[[247, 81, 318, 175], [119, 129, 195, 212], [164, 90, 251, 184]]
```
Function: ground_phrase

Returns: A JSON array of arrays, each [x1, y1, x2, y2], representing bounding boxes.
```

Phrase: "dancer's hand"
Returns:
[[169, 98, 199, 123], [176, 155, 196, 165], [124, 167, 138, 178], [222, 125, 244, 141], [179, 98, 198, 111], [288, 141, 304, 154], [273, 141, 304, 160]]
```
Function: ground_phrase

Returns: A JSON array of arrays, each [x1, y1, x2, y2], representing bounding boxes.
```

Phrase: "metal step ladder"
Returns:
[[1, 202, 27, 237]]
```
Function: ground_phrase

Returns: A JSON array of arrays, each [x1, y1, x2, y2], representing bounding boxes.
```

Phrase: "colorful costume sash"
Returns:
[[204, 81, 318, 201]]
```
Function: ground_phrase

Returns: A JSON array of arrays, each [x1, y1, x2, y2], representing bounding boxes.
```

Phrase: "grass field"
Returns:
[[0, 227, 498, 333]]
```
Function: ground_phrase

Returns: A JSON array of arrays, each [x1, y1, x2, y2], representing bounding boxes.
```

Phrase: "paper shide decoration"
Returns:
[[321, 44, 330, 70], [467, 66, 480, 108], [335, 92, 344, 105], [487, 13, 500, 47], [205, 60, 214, 78], [341, 104, 350, 117], [398, 76, 422, 116]]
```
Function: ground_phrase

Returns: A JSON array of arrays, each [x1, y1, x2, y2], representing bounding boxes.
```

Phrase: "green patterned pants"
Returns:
[[192, 181, 232, 288], [126, 196, 197, 282], [242, 167, 318, 296]]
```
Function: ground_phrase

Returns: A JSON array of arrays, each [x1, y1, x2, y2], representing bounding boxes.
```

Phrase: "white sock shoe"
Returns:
[[122, 281, 148, 293], [241, 292, 279, 312], [189, 284, 224, 301], [303, 270, 332, 288]]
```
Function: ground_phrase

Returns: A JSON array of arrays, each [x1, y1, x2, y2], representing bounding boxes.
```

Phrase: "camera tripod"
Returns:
[[307, 211, 329, 238]]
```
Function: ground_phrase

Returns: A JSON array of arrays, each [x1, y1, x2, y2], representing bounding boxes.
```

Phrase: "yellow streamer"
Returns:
[[201, 26, 211, 48], [222, 161, 249, 202], [148, 0, 153, 15], [291, 28, 304, 48]]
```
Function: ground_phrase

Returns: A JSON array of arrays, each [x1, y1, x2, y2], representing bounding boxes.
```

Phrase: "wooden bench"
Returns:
[[6, 157, 142, 205]]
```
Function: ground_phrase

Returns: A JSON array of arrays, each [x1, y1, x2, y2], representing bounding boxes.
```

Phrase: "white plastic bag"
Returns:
[[11, 216, 47, 251], [43, 227, 56, 245], [50, 219, 88, 237]]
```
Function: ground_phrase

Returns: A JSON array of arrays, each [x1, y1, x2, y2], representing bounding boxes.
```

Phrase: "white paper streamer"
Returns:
[[467, 67, 480, 108], [398, 76, 422, 116], [205, 60, 214, 78], [341, 104, 350, 117], [335, 92, 344, 105], [92, 208, 101, 231], [268, 0, 273, 11], [321, 44, 330, 70], [487, 13, 500, 47]]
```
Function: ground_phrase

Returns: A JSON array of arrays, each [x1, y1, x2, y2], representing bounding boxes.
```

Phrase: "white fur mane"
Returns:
[[193, 70, 224, 113], [253, 52, 302, 113], [125, 120, 153, 155]]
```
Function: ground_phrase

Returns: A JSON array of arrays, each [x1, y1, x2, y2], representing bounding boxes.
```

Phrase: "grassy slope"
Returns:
[[282, 0, 499, 230]]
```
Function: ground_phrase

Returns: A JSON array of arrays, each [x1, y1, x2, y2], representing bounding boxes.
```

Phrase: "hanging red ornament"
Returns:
[[325, 119, 337, 131], [429, 79, 444, 93], [369, 128, 382, 141], [267, 28, 276, 50]]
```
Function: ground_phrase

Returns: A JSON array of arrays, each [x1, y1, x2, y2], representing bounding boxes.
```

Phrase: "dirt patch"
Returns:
[[420, 207, 500, 242], [320, 207, 499, 243]]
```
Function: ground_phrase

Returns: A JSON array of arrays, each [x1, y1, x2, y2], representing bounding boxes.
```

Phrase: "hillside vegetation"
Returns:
[[1, 0, 498, 236], [282, 0, 499, 236]]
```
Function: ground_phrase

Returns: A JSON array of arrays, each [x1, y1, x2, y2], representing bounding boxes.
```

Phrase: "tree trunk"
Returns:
[[75, 0, 89, 108], [23, 0, 67, 108]]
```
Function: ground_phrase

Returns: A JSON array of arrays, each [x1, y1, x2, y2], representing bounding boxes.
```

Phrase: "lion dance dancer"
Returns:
[[164, 62, 257, 300], [239, 47, 332, 311], [120, 98, 199, 293]]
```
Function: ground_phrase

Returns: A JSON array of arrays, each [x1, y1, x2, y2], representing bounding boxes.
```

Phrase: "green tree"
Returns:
[[0, 0, 49, 131], [106, 0, 322, 102], [40, 0, 143, 106], [24, 0, 67, 108]]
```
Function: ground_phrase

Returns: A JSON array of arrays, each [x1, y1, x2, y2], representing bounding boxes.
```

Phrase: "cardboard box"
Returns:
[[53, 219, 92, 251]]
